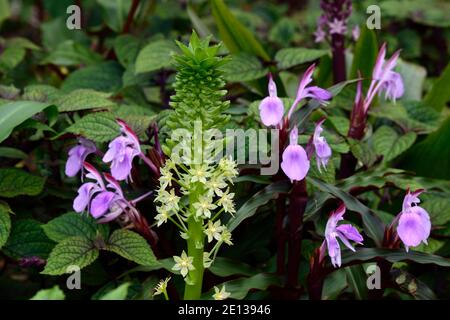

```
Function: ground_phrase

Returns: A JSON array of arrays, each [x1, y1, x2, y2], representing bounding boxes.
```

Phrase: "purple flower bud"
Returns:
[[103, 120, 141, 181], [324, 204, 363, 268], [313, 118, 332, 172], [65, 137, 96, 177], [397, 189, 431, 252], [281, 128, 310, 181], [259, 74, 285, 127]]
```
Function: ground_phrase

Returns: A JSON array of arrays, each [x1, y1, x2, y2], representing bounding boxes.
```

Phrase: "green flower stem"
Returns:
[[184, 215, 205, 300]]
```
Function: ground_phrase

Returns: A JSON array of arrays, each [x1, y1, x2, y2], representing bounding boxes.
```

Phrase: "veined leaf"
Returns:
[[65, 112, 120, 143], [424, 62, 450, 112], [372, 126, 417, 162], [54, 89, 115, 112], [0, 204, 11, 249], [106, 229, 158, 266], [275, 48, 328, 70], [135, 40, 178, 74], [209, 257, 258, 277], [0, 147, 28, 159], [40, 40, 102, 66], [99, 282, 131, 300], [30, 286, 65, 300], [0, 168, 45, 198], [350, 26, 378, 79], [41, 237, 99, 275], [221, 52, 267, 82]]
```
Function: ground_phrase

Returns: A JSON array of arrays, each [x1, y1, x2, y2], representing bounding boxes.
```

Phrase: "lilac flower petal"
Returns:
[[398, 212, 429, 249], [110, 146, 135, 181], [73, 182, 97, 212], [281, 145, 310, 181], [336, 224, 364, 243], [259, 96, 284, 126], [326, 234, 341, 267], [65, 145, 85, 177], [90, 191, 116, 218]]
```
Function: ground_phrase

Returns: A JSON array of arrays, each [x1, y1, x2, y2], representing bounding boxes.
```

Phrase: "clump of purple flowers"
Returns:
[[314, 0, 353, 43]]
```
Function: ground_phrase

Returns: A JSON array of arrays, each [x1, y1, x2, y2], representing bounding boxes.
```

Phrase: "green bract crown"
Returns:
[[166, 31, 230, 134]]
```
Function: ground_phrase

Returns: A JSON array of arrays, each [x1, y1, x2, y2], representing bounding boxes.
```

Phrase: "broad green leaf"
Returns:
[[397, 59, 426, 101], [345, 265, 368, 300], [54, 89, 115, 112], [340, 248, 450, 267], [22, 84, 61, 102], [327, 116, 349, 136], [348, 138, 377, 168], [97, 0, 130, 32], [99, 282, 131, 300], [210, 0, 270, 61], [322, 268, 347, 300], [40, 40, 102, 66], [42, 212, 107, 243], [209, 257, 258, 277], [30, 286, 65, 300], [423, 62, 450, 112], [350, 26, 378, 79], [308, 177, 385, 246], [275, 48, 328, 70], [0, 168, 45, 198], [201, 273, 282, 300], [135, 40, 178, 74], [0, 46, 25, 72], [0, 204, 11, 249], [42, 237, 99, 275], [61, 62, 123, 93], [400, 116, 450, 179], [227, 180, 290, 232], [221, 53, 267, 82], [106, 229, 158, 266], [414, 238, 444, 254], [0, 147, 28, 159], [421, 196, 450, 226], [268, 17, 298, 46], [3, 219, 55, 259], [114, 35, 141, 67], [0, 101, 52, 143], [372, 126, 417, 162], [65, 112, 120, 143]]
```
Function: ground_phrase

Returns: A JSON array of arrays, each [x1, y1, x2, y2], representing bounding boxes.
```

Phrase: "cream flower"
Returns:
[[193, 195, 217, 218], [154, 277, 171, 296], [213, 285, 231, 300], [172, 251, 195, 277], [204, 220, 224, 243]]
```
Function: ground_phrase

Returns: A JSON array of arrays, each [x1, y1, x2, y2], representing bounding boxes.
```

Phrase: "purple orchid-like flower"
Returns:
[[396, 189, 431, 252], [324, 204, 364, 268], [287, 64, 332, 119], [65, 137, 96, 177], [281, 127, 310, 181], [103, 120, 142, 181], [364, 43, 404, 112], [313, 118, 332, 172], [259, 74, 285, 127]]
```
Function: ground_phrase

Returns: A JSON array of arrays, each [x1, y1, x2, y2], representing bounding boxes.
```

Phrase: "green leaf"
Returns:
[[135, 40, 178, 74], [210, 0, 270, 61], [307, 177, 385, 246], [0, 204, 11, 249], [114, 35, 141, 67], [106, 229, 158, 266], [424, 62, 450, 112], [400, 116, 450, 179], [372, 126, 417, 162], [340, 248, 450, 268], [61, 62, 123, 93], [3, 219, 55, 259], [0, 101, 52, 143], [397, 59, 427, 101], [30, 286, 65, 300], [0, 168, 45, 198], [0, 46, 26, 72], [421, 196, 450, 226], [227, 180, 290, 232], [42, 237, 99, 275], [275, 48, 328, 70], [99, 282, 131, 300], [202, 273, 282, 300], [209, 257, 258, 277], [0, 147, 28, 159], [40, 40, 102, 66], [54, 89, 115, 112], [350, 26, 378, 79], [65, 112, 120, 143], [42, 212, 106, 243], [322, 268, 347, 300], [221, 53, 267, 82], [345, 265, 368, 300], [0, 0, 10, 26]]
